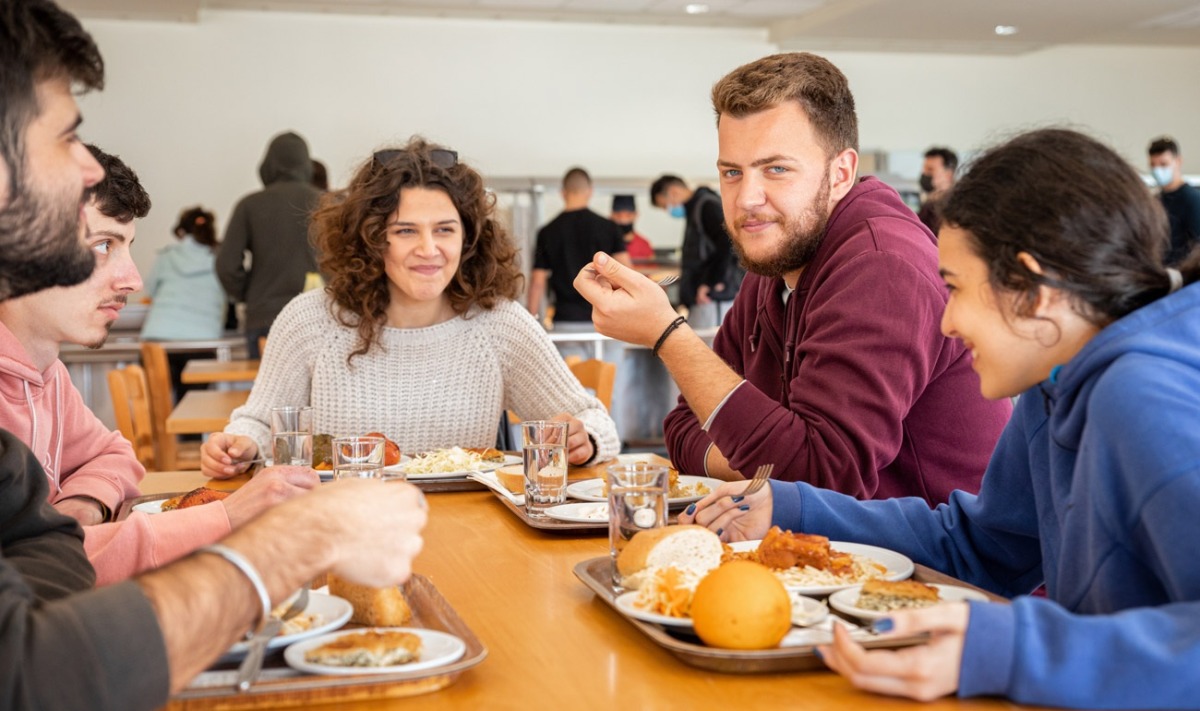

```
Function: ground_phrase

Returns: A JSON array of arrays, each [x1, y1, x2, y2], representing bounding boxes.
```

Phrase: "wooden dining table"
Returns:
[[141, 466, 1047, 711], [180, 359, 260, 385], [165, 389, 250, 435]]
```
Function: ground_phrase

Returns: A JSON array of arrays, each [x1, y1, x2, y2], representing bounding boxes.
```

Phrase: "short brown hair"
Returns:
[[314, 137, 523, 361], [711, 52, 858, 157]]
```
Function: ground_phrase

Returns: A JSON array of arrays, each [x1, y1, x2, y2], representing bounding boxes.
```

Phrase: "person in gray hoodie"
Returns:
[[216, 131, 321, 358]]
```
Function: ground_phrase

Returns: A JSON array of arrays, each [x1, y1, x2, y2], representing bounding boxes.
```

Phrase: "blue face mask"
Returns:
[[668, 205, 686, 219], [1152, 166, 1174, 188]]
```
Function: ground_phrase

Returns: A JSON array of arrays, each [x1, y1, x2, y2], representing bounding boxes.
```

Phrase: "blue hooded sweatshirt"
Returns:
[[770, 281, 1200, 708]]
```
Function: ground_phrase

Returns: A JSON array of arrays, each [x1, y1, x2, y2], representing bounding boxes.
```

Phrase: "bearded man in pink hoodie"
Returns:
[[0, 144, 314, 585]]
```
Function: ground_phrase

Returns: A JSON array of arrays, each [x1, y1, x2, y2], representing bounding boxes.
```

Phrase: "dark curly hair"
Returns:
[[85, 144, 150, 222], [313, 137, 523, 361], [942, 128, 1200, 328]]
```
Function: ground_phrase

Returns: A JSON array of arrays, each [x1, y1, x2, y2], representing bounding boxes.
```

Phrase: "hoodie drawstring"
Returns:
[[22, 377, 62, 493]]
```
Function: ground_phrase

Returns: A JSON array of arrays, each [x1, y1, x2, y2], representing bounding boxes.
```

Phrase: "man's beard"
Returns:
[[730, 171, 832, 279], [0, 180, 95, 301]]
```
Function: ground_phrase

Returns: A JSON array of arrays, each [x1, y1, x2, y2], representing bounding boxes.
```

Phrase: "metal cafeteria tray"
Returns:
[[173, 574, 487, 708], [573, 556, 928, 674]]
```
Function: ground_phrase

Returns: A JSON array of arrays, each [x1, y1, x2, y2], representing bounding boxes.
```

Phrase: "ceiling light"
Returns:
[[685, 4, 710, 14], [994, 25, 1019, 36]]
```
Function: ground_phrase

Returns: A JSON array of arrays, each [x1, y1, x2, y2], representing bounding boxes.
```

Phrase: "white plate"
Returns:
[[790, 593, 830, 627], [614, 591, 693, 629], [396, 454, 521, 480], [614, 590, 827, 630], [565, 475, 722, 506], [727, 540, 915, 596], [543, 502, 609, 523], [132, 499, 166, 515], [828, 583, 989, 621], [284, 627, 466, 676], [221, 592, 353, 661]]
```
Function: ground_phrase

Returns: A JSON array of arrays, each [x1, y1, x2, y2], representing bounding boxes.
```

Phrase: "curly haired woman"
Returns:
[[202, 138, 618, 476]]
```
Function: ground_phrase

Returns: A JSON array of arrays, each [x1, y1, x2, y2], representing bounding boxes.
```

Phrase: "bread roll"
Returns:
[[327, 575, 413, 626], [616, 525, 723, 587]]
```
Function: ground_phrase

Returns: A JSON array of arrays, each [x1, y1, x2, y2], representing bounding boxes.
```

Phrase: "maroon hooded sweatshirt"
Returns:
[[664, 177, 1011, 506]]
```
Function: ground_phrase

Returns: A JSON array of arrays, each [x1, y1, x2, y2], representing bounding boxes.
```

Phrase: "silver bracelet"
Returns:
[[199, 544, 271, 640]]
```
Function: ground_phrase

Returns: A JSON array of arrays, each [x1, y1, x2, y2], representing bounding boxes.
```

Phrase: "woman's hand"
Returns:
[[677, 478, 774, 542], [551, 413, 594, 465], [201, 432, 260, 479], [816, 603, 969, 702]]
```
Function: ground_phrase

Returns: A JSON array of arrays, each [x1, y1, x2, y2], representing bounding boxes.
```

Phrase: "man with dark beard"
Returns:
[[575, 53, 1011, 506], [0, 3, 428, 708]]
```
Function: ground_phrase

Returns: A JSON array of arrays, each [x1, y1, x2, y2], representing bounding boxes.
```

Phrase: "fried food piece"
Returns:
[[720, 542, 760, 565], [160, 487, 230, 511], [463, 447, 506, 463], [305, 630, 422, 667], [365, 432, 402, 466], [755, 526, 832, 571], [857, 579, 940, 611]]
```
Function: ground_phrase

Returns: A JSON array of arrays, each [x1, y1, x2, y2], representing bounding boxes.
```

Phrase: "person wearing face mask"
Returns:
[[650, 174, 743, 328], [1147, 136, 1200, 265], [916, 146, 957, 235], [610, 194, 653, 261]]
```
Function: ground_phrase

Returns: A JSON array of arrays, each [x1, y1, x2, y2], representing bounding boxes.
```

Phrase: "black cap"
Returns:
[[612, 194, 636, 212]]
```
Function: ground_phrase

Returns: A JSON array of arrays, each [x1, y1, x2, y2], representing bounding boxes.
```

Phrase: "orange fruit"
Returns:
[[690, 560, 791, 650]]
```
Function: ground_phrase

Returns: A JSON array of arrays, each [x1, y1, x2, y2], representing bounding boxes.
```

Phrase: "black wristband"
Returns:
[[652, 316, 688, 358]]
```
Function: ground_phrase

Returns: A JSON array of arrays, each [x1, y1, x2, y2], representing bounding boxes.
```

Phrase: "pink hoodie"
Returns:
[[0, 322, 231, 585]]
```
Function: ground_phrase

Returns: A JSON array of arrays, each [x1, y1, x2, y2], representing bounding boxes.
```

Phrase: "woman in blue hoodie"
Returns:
[[681, 128, 1200, 708]]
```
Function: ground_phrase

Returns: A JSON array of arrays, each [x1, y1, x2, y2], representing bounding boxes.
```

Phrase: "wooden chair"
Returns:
[[140, 342, 202, 471], [568, 358, 616, 411], [106, 364, 157, 470]]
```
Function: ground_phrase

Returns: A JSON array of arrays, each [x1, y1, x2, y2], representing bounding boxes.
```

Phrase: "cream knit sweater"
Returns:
[[225, 290, 619, 462]]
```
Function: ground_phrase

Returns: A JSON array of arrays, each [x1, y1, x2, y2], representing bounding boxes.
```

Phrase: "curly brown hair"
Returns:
[[313, 137, 523, 361]]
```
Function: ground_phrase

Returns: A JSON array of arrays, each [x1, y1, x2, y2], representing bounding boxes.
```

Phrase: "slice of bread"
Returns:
[[495, 464, 525, 495], [857, 579, 941, 612], [327, 575, 413, 626], [305, 630, 422, 667], [616, 525, 723, 587]]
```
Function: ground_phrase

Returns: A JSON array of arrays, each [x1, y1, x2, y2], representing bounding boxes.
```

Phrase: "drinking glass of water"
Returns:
[[521, 420, 568, 518], [270, 406, 313, 467], [331, 436, 385, 480]]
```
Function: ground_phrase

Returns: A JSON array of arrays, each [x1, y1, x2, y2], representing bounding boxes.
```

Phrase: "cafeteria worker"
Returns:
[[682, 128, 1200, 709]]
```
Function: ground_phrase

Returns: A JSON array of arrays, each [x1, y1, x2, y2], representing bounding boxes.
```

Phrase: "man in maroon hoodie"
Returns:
[[575, 53, 1010, 506]]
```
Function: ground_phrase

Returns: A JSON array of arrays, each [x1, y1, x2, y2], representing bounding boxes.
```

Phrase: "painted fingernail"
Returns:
[[716, 528, 724, 537], [731, 496, 744, 503], [685, 504, 696, 515], [871, 618, 894, 634], [739, 504, 750, 511]]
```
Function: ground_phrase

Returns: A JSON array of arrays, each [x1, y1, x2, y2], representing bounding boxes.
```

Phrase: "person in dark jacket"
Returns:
[[576, 52, 1009, 505], [650, 174, 742, 328], [216, 131, 321, 358]]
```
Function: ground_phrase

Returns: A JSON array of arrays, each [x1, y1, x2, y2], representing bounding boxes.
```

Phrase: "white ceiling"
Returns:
[[62, 0, 1200, 55]]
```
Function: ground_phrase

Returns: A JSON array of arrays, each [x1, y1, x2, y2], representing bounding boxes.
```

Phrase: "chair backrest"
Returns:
[[107, 364, 156, 470], [568, 359, 616, 411], [139, 342, 176, 471]]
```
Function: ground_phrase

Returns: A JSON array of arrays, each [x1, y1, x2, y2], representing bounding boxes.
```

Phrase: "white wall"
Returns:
[[77, 10, 1200, 281]]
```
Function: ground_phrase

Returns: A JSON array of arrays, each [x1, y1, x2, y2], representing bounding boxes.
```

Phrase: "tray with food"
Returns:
[[311, 436, 493, 492], [169, 574, 486, 709], [573, 525, 994, 674]]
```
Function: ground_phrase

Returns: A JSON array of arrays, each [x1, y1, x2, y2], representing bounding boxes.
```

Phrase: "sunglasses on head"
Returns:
[[372, 148, 458, 170]]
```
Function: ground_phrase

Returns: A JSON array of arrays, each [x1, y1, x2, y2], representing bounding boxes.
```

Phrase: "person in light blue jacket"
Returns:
[[142, 206, 227, 341], [681, 128, 1200, 709], [142, 207, 230, 400]]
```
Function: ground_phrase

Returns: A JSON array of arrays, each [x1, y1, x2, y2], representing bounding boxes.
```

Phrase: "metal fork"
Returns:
[[734, 463, 774, 499], [580, 266, 678, 289], [235, 586, 309, 692]]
